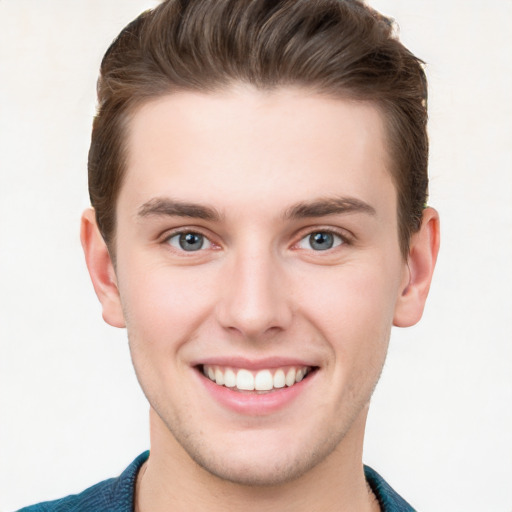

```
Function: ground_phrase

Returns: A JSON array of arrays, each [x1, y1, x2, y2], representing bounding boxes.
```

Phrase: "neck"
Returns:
[[135, 408, 380, 512]]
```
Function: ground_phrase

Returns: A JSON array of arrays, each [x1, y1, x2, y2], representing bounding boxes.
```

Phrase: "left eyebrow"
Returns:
[[283, 196, 376, 220]]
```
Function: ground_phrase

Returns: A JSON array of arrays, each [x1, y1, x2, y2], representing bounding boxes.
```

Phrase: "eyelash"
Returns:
[[164, 229, 217, 253], [161, 227, 351, 254], [295, 229, 348, 251]]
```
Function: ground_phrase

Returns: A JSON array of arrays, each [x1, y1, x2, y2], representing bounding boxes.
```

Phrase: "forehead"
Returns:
[[120, 87, 395, 219]]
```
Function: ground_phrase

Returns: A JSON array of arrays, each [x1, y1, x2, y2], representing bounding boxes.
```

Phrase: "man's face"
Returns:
[[112, 88, 409, 485]]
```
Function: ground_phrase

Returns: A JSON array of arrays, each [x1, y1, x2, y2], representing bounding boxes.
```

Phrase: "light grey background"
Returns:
[[0, 1, 511, 511]]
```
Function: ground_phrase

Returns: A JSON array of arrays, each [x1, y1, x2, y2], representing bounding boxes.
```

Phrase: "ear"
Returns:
[[393, 207, 440, 327], [80, 208, 126, 328]]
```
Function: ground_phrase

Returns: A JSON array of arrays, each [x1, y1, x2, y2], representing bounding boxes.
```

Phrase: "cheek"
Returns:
[[295, 262, 401, 354], [117, 259, 217, 351]]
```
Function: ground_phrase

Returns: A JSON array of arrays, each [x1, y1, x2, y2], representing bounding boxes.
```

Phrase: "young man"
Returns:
[[20, 0, 439, 510]]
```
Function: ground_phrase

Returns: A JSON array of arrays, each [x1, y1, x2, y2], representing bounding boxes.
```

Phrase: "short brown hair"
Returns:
[[88, 0, 428, 256]]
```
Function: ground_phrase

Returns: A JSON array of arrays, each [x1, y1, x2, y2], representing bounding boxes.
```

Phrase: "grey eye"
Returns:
[[168, 232, 212, 251], [298, 231, 343, 251]]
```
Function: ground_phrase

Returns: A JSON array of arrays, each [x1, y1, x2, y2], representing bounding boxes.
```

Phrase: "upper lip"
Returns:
[[191, 356, 319, 370]]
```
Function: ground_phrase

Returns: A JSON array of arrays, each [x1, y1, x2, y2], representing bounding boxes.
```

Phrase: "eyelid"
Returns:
[[296, 231, 344, 250], [292, 226, 353, 249], [158, 224, 352, 253], [167, 232, 213, 251], [161, 226, 220, 252]]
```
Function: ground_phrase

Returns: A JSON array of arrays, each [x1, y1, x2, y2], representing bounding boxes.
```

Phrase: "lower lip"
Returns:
[[196, 369, 316, 416]]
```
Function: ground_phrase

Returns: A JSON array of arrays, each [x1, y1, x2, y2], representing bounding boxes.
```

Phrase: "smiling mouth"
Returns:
[[199, 365, 316, 393]]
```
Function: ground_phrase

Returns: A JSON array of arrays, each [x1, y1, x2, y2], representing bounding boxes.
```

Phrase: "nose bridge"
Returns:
[[216, 240, 292, 338]]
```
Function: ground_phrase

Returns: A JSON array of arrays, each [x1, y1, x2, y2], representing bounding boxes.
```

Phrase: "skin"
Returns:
[[81, 86, 439, 512]]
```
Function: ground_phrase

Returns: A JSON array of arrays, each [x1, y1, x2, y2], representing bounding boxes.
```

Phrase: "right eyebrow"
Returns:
[[137, 197, 222, 221]]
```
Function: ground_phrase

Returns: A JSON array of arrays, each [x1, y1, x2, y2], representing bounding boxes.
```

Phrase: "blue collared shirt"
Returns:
[[17, 451, 416, 511]]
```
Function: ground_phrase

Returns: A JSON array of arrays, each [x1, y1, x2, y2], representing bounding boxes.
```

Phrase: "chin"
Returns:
[[185, 442, 334, 487], [161, 414, 349, 487]]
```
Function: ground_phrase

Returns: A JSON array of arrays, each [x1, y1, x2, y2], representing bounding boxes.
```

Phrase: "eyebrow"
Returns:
[[138, 198, 222, 221], [137, 196, 375, 222], [283, 196, 376, 219]]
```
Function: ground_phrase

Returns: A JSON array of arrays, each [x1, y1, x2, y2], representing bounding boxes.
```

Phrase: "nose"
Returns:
[[215, 246, 293, 340]]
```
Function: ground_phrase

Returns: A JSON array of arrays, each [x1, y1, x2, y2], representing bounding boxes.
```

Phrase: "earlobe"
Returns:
[[80, 208, 126, 328], [393, 207, 440, 327]]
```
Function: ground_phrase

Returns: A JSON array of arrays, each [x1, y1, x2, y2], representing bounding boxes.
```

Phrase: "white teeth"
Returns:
[[254, 370, 273, 391], [273, 369, 286, 388], [224, 368, 236, 387], [285, 368, 296, 386], [214, 368, 224, 386], [236, 369, 255, 391], [203, 365, 312, 392]]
